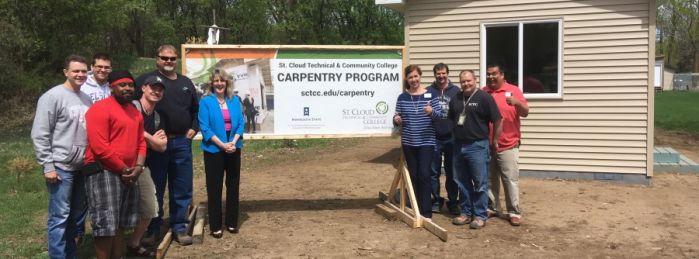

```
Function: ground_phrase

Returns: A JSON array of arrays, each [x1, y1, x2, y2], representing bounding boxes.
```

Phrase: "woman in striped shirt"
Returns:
[[393, 65, 442, 220]]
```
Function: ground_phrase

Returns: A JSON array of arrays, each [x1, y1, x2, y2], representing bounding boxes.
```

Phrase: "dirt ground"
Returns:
[[163, 129, 699, 258]]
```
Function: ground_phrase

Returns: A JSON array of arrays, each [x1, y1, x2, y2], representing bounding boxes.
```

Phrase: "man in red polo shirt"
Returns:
[[482, 63, 529, 226], [84, 70, 146, 258]]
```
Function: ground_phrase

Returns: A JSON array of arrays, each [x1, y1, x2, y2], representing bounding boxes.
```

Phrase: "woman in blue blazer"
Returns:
[[198, 69, 245, 238]]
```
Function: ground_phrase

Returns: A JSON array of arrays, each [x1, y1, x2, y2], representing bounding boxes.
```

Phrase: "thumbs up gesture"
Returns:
[[424, 103, 433, 115]]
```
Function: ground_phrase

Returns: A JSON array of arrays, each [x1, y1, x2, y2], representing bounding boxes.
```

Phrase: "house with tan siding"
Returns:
[[378, 0, 656, 183]]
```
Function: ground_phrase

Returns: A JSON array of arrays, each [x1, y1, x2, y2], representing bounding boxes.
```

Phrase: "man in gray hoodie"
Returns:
[[31, 54, 93, 259]]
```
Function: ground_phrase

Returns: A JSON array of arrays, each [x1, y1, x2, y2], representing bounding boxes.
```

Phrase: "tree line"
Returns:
[[0, 0, 403, 99], [656, 0, 699, 73], [1, 0, 697, 100]]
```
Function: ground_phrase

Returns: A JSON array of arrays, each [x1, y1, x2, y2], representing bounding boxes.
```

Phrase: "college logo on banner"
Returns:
[[375, 101, 389, 115]]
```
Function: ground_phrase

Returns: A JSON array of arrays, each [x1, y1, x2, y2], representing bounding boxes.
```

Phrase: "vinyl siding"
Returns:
[[404, 0, 653, 175]]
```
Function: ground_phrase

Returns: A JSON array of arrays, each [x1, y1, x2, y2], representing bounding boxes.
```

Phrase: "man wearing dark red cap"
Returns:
[[84, 70, 146, 259]]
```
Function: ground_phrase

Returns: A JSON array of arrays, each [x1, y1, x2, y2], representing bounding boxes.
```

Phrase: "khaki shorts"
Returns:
[[138, 167, 159, 219]]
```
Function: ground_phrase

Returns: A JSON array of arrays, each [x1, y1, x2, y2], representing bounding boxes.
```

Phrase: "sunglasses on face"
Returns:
[[158, 56, 177, 62]]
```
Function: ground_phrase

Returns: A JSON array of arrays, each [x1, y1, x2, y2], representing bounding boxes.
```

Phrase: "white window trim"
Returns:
[[480, 19, 563, 99]]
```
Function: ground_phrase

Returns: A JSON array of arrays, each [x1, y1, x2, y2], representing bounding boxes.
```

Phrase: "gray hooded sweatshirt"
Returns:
[[31, 84, 93, 173]]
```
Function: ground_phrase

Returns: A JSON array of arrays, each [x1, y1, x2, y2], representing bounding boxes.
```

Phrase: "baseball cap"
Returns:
[[143, 75, 165, 87]]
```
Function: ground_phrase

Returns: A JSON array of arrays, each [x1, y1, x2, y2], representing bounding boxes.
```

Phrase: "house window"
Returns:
[[480, 20, 562, 98]]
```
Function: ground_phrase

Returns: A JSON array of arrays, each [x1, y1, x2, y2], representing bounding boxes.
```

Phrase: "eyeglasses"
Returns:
[[158, 56, 177, 62], [94, 65, 112, 71]]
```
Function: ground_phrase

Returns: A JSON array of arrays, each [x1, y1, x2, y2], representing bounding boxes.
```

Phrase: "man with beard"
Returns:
[[449, 70, 501, 229], [31, 54, 92, 259], [425, 63, 461, 215], [84, 70, 146, 259], [482, 63, 529, 226], [135, 44, 199, 246], [76, 52, 112, 245]]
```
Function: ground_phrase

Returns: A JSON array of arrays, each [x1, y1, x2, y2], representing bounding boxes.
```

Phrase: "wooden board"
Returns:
[[155, 231, 172, 259], [374, 155, 448, 241], [156, 204, 198, 258], [422, 219, 448, 242], [382, 201, 420, 228], [192, 202, 208, 244], [374, 203, 397, 220]]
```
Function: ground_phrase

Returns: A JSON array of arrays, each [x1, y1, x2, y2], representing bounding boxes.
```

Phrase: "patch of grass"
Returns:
[[655, 91, 699, 134], [245, 138, 346, 152], [0, 134, 48, 258]]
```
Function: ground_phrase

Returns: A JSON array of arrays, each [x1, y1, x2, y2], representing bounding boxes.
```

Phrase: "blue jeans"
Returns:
[[402, 145, 433, 218], [148, 136, 193, 234], [430, 138, 458, 207], [452, 139, 490, 220], [46, 168, 86, 259]]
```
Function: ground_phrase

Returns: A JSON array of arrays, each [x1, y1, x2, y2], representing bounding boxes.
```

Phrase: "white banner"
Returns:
[[271, 59, 401, 134]]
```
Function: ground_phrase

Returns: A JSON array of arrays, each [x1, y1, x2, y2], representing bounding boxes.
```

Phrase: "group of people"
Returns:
[[31, 45, 245, 259], [394, 63, 529, 229]]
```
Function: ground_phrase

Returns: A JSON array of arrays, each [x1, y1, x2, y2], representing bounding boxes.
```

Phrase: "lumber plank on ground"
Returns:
[[156, 204, 197, 259], [192, 202, 207, 244], [374, 203, 397, 220], [378, 191, 389, 202], [382, 201, 419, 228], [185, 204, 197, 234], [156, 231, 172, 259], [421, 218, 448, 242]]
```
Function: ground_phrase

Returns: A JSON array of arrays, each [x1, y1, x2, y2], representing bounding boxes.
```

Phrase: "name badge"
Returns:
[[424, 93, 432, 98], [457, 113, 466, 126]]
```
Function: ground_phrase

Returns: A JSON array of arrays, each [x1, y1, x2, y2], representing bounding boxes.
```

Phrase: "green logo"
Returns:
[[375, 101, 389, 114]]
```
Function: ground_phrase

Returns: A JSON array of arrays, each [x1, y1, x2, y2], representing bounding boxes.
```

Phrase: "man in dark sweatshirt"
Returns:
[[426, 63, 461, 215]]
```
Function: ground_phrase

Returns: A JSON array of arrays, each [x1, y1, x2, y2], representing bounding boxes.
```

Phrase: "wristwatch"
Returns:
[[136, 164, 146, 170]]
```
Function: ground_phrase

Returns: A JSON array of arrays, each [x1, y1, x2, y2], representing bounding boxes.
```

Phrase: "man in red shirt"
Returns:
[[84, 70, 146, 258], [482, 63, 529, 226]]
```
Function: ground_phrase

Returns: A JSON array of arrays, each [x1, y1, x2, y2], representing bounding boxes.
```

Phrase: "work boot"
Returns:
[[469, 218, 486, 229], [174, 232, 193, 246]]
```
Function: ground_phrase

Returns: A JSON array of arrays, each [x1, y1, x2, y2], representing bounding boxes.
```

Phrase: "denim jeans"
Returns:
[[148, 136, 193, 234], [46, 168, 86, 259], [430, 138, 458, 207], [452, 139, 490, 220], [402, 145, 433, 218]]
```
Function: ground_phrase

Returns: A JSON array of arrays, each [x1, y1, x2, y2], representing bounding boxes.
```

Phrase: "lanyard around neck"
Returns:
[[461, 89, 478, 115]]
